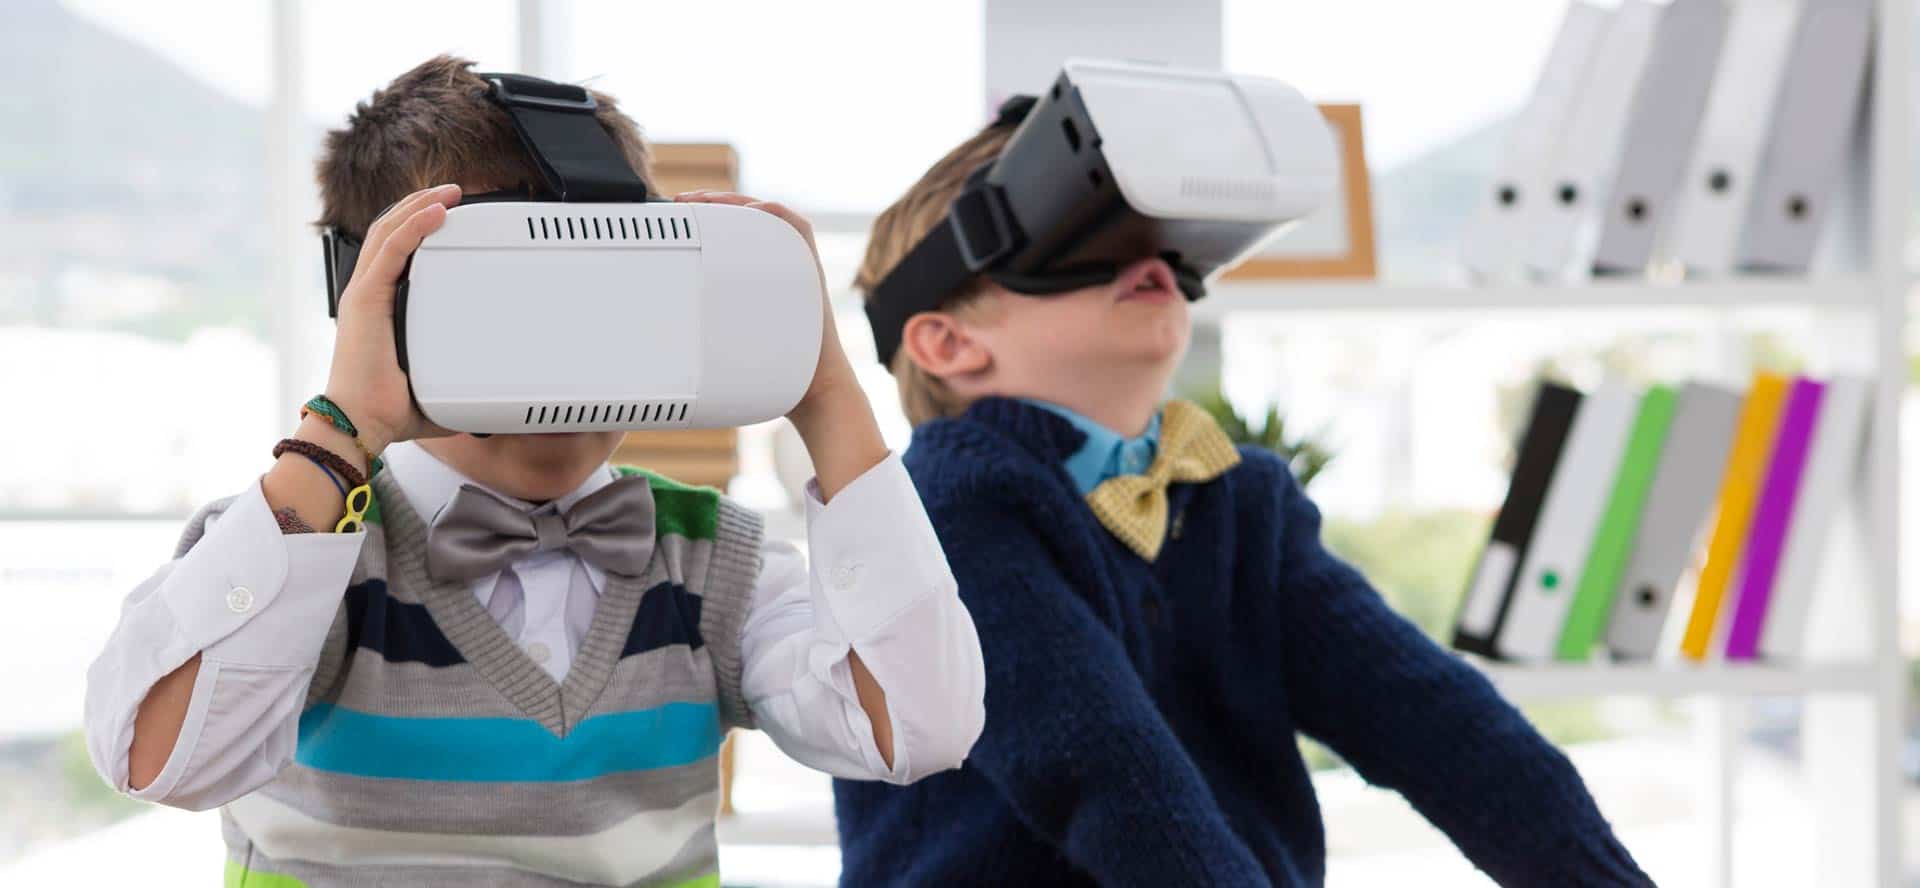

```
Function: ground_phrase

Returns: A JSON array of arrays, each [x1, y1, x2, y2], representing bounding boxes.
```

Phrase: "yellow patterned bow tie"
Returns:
[[1085, 400, 1241, 561]]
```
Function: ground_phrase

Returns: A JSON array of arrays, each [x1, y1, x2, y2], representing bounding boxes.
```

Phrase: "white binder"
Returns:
[[1496, 385, 1640, 662], [1757, 377, 1871, 660], [1525, 0, 1666, 282], [1460, 2, 1610, 281], [1735, 0, 1873, 273], [1667, 0, 1802, 275], [1591, 0, 1732, 275]]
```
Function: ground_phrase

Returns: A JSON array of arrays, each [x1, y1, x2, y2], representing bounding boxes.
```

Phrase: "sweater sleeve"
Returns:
[[1265, 466, 1653, 887], [946, 508, 1271, 887]]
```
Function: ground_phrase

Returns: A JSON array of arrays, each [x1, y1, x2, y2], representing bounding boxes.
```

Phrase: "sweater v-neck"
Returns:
[[372, 470, 654, 739]]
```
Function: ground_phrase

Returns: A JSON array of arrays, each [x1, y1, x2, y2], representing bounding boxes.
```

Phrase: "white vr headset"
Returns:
[[864, 59, 1338, 367], [322, 63, 1336, 434], [322, 72, 822, 434]]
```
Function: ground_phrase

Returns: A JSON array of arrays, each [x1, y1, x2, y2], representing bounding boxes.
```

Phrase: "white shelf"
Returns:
[[1191, 276, 1877, 320], [1479, 662, 1880, 702]]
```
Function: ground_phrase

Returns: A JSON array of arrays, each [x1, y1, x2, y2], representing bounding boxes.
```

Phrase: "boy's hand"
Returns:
[[672, 190, 864, 429], [324, 183, 463, 453]]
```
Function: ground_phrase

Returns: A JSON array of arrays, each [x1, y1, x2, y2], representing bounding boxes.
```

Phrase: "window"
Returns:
[[2, 0, 274, 517], [562, 0, 985, 215]]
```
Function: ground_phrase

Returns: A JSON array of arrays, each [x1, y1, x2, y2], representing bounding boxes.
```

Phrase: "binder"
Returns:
[[1526, 0, 1665, 281], [1496, 385, 1639, 662], [1604, 383, 1743, 661], [1735, 0, 1873, 273], [1759, 377, 1871, 660], [1668, 0, 1801, 275], [1591, 0, 1732, 275], [1680, 372, 1790, 661], [1557, 385, 1677, 661], [1453, 383, 1584, 658], [1461, 2, 1611, 281], [1724, 378, 1825, 659]]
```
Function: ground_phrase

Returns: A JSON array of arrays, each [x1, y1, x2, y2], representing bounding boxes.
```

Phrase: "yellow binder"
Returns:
[[1680, 372, 1789, 661]]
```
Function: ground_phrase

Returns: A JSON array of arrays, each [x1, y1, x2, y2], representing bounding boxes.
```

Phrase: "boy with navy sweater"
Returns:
[[833, 109, 1654, 885], [83, 56, 983, 887]]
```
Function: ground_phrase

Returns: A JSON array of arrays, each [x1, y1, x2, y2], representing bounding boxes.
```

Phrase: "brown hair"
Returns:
[[854, 125, 1016, 427], [316, 55, 654, 237]]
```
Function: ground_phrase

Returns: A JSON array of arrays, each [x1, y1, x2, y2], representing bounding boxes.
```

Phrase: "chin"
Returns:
[[1119, 317, 1190, 367], [507, 431, 623, 463], [474, 432, 624, 498]]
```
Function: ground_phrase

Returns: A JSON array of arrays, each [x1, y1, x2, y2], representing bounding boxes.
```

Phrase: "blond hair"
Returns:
[[853, 125, 1015, 426], [317, 55, 654, 237]]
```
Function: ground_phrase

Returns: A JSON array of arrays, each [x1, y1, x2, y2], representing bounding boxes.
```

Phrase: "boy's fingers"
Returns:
[[747, 199, 796, 218], [363, 185, 460, 260], [682, 191, 755, 206], [352, 203, 448, 306]]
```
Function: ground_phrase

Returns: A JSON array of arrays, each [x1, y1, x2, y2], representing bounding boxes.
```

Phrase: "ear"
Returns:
[[900, 311, 992, 381]]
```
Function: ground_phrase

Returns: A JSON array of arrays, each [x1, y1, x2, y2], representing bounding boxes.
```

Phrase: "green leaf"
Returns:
[[1180, 387, 1336, 490]]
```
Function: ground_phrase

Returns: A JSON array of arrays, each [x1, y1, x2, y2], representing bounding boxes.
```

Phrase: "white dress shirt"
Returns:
[[84, 443, 985, 811]]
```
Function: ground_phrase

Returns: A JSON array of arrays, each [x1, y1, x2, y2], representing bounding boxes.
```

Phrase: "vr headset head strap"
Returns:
[[322, 73, 651, 318], [863, 94, 1037, 368], [479, 72, 652, 203]]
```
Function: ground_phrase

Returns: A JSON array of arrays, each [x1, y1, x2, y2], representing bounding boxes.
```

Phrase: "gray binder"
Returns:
[[1604, 382, 1742, 660], [1591, 0, 1731, 274], [1525, 0, 1665, 282], [1668, 0, 1800, 275], [1735, 0, 1873, 273]]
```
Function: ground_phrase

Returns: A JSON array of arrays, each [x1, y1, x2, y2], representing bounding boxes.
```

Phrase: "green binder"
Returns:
[[1556, 384, 1677, 661]]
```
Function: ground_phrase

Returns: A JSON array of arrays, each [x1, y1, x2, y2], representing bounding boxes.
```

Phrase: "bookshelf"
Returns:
[[1189, 277, 1879, 316], [1481, 662, 1880, 702], [1186, 2, 1910, 884]]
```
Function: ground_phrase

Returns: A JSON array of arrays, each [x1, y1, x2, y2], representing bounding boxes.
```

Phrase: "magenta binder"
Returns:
[[1723, 377, 1825, 659]]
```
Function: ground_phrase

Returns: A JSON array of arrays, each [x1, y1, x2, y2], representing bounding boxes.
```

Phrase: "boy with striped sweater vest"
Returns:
[[832, 112, 1653, 884], [83, 56, 984, 887]]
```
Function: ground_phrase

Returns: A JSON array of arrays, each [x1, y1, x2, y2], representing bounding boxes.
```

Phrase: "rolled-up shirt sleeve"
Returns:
[[83, 479, 364, 809], [739, 453, 985, 784]]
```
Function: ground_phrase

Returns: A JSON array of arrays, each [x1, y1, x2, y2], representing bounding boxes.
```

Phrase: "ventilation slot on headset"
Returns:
[[1178, 176, 1278, 202], [524, 215, 694, 242], [521, 400, 691, 427]]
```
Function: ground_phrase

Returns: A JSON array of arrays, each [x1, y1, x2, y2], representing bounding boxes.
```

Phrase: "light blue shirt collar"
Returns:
[[1023, 400, 1162, 496]]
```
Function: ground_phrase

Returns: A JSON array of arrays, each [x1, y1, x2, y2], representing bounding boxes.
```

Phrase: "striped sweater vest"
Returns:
[[176, 466, 764, 888]]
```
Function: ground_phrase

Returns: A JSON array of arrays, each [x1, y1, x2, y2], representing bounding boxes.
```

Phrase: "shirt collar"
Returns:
[[1018, 399, 1162, 496]]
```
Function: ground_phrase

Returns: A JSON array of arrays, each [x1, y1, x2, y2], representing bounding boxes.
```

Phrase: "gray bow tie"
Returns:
[[425, 476, 656, 584]]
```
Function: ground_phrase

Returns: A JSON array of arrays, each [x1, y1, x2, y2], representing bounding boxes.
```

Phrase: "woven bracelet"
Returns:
[[301, 395, 384, 473], [273, 438, 368, 491], [302, 395, 358, 438]]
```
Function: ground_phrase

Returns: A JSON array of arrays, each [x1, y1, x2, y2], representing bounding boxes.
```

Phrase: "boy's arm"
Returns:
[[738, 452, 984, 784], [83, 481, 363, 810], [676, 190, 955, 767], [939, 513, 1272, 886], [1264, 465, 1653, 887], [90, 184, 463, 807]]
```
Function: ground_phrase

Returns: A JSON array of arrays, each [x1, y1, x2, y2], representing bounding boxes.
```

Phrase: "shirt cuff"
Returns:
[[159, 479, 365, 664], [803, 452, 956, 642]]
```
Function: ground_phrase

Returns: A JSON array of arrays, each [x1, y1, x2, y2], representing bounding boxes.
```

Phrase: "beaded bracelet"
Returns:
[[301, 395, 384, 474], [273, 438, 368, 491], [273, 506, 318, 534]]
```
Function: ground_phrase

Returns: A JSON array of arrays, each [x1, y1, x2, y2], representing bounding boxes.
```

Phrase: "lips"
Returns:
[[1114, 258, 1179, 303]]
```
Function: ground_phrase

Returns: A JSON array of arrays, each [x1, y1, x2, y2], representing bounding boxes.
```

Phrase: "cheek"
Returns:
[[1006, 300, 1112, 362]]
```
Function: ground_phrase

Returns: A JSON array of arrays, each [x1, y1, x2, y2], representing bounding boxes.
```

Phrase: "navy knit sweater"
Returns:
[[833, 398, 1651, 887]]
